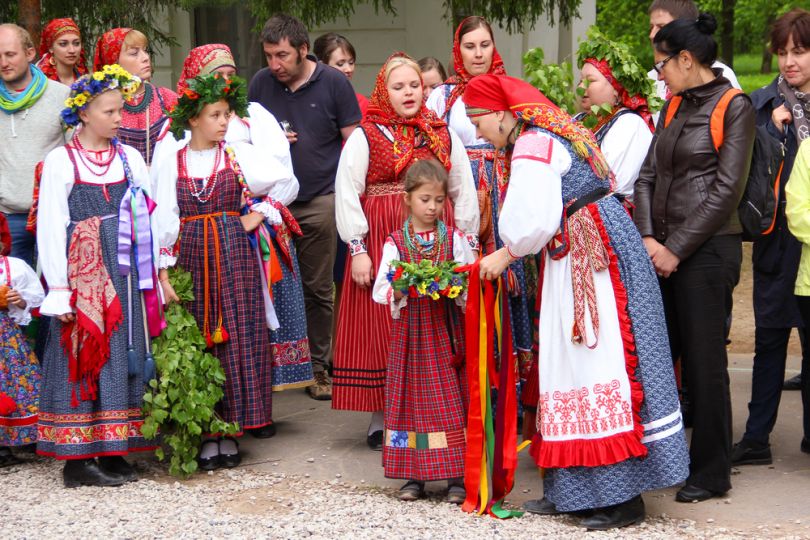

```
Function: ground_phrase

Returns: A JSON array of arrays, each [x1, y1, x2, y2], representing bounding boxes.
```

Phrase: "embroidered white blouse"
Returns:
[[37, 143, 150, 316], [335, 125, 480, 254], [0, 256, 44, 325]]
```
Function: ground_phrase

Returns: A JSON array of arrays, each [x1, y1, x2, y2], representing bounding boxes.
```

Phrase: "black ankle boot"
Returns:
[[98, 456, 138, 482], [579, 495, 645, 530], [63, 459, 127, 488]]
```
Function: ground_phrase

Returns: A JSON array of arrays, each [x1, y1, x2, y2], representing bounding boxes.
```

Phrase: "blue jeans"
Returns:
[[3, 212, 35, 266]]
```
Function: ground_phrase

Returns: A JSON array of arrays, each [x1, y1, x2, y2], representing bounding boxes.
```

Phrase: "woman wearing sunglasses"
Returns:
[[634, 12, 756, 503]]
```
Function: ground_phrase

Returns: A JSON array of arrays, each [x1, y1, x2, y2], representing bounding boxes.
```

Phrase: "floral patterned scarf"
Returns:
[[364, 52, 452, 175], [37, 18, 88, 82], [61, 216, 123, 407]]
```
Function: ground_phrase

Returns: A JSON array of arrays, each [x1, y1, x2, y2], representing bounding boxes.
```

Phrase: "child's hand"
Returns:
[[5, 289, 25, 309], [240, 211, 265, 232]]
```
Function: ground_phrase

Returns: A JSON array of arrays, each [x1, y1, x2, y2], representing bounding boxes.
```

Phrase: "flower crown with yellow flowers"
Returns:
[[61, 64, 141, 127]]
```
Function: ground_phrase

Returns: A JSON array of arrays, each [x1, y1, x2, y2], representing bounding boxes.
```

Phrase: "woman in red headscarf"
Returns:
[[426, 16, 535, 383], [574, 31, 659, 201], [466, 74, 688, 529], [94, 28, 177, 166], [332, 53, 479, 449], [36, 18, 88, 85]]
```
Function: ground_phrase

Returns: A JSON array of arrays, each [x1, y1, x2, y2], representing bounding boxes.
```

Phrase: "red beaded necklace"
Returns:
[[180, 142, 223, 203], [72, 134, 115, 177]]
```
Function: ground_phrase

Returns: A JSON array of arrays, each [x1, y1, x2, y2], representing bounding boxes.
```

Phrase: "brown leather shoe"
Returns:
[[306, 371, 332, 401]]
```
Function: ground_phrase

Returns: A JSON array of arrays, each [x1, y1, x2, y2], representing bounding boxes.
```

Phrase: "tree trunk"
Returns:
[[720, 0, 735, 69], [760, 48, 773, 74], [18, 0, 41, 50]]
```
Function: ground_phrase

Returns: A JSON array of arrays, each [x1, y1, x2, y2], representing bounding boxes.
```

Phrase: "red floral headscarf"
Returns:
[[93, 28, 132, 72], [37, 18, 88, 81], [583, 58, 655, 132], [465, 74, 611, 180], [365, 52, 452, 176], [177, 44, 236, 95], [443, 17, 506, 114]]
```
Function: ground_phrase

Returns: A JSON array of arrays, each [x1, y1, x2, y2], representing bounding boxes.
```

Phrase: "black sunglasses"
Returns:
[[653, 54, 677, 74]]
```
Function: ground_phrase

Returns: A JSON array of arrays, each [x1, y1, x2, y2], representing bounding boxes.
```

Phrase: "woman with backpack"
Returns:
[[634, 13, 756, 502]]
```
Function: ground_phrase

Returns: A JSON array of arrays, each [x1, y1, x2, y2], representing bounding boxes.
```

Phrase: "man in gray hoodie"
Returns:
[[0, 23, 68, 266]]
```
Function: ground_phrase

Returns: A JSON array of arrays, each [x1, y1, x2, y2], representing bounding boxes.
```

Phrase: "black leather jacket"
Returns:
[[634, 71, 756, 260]]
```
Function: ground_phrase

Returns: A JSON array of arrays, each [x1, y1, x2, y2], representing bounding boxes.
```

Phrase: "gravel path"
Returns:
[[0, 455, 785, 539]]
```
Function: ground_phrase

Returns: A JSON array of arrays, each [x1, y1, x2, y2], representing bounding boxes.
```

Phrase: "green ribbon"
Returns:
[[0, 65, 47, 114]]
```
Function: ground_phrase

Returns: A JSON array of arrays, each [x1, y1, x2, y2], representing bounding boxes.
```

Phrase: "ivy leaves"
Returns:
[[142, 267, 238, 478]]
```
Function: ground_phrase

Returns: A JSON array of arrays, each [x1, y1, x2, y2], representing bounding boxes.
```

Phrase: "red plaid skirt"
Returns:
[[382, 229, 467, 481]]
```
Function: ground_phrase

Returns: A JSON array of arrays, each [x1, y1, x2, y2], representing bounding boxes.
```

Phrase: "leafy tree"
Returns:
[[6, 0, 584, 61]]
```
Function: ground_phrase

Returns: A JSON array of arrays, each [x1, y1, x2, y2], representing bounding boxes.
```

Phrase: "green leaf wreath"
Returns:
[[575, 26, 663, 129], [141, 267, 238, 478]]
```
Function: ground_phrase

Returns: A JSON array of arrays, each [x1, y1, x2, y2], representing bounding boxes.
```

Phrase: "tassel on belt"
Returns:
[[181, 211, 239, 348], [567, 207, 609, 350]]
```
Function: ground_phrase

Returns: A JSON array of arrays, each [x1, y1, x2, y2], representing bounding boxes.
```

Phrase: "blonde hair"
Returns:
[[384, 56, 421, 83], [0, 23, 35, 51], [122, 29, 148, 51]]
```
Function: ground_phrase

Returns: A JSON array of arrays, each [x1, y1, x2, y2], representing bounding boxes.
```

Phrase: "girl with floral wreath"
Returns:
[[36, 18, 88, 86], [333, 53, 479, 450], [152, 73, 295, 469], [94, 28, 177, 167], [37, 65, 158, 487]]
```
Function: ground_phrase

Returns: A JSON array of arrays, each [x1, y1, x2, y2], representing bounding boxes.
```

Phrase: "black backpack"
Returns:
[[665, 88, 786, 241]]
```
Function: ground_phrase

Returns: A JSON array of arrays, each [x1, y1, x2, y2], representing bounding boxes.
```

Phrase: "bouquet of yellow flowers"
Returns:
[[386, 259, 468, 300]]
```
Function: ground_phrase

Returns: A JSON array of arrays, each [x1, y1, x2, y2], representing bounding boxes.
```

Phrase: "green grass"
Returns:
[[732, 52, 777, 94]]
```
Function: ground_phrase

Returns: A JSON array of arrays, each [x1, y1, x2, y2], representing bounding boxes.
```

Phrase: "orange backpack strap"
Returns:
[[663, 96, 682, 128], [709, 88, 744, 151]]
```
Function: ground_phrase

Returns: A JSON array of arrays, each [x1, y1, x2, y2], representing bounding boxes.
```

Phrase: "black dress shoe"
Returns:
[[219, 437, 241, 469], [98, 456, 138, 482], [784, 373, 802, 391], [801, 437, 810, 454], [367, 430, 383, 451], [197, 440, 221, 471], [0, 447, 22, 468], [247, 424, 276, 439], [63, 459, 127, 488], [523, 497, 562, 515], [675, 484, 723, 503], [580, 495, 645, 530], [731, 439, 772, 466]]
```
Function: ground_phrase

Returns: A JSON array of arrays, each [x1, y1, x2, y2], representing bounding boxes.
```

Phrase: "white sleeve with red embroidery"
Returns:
[[335, 129, 370, 254], [371, 237, 409, 318], [7, 257, 44, 325], [150, 144, 181, 269], [499, 131, 570, 258], [37, 147, 74, 316], [447, 129, 481, 251]]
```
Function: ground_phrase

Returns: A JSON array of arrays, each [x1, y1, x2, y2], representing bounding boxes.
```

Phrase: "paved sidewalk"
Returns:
[[236, 353, 810, 536]]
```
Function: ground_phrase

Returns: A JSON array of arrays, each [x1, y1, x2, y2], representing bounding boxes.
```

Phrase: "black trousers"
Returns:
[[743, 326, 808, 444], [659, 235, 741, 493]]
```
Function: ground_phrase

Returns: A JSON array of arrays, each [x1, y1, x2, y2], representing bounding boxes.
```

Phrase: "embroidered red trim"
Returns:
[[529, 204, 647, 468]]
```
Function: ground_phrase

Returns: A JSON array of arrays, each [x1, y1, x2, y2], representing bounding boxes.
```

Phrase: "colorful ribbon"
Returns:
[[458, 260, 522, 519], [115, 140, 165, 337]]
